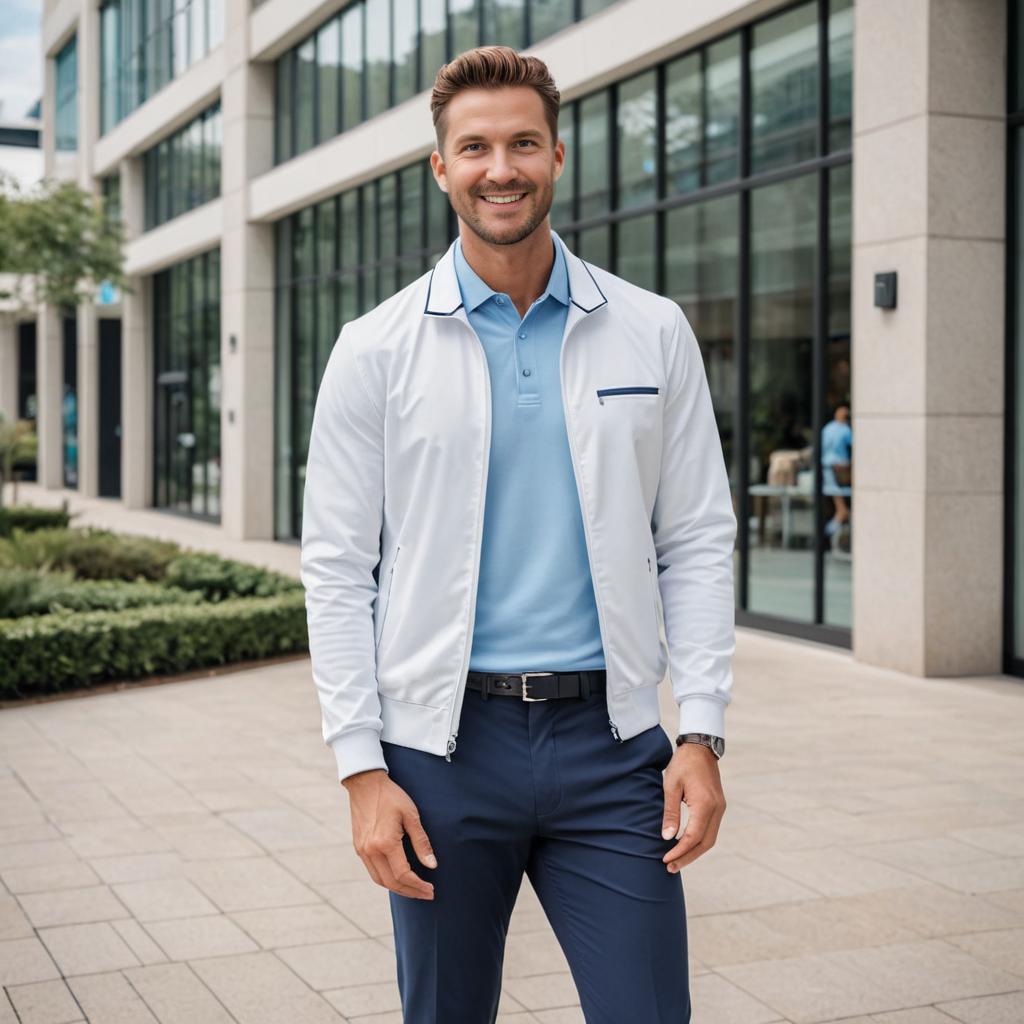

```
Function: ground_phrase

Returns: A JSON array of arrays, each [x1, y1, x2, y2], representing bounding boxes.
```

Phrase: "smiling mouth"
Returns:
[[480, 193, 526, 205]]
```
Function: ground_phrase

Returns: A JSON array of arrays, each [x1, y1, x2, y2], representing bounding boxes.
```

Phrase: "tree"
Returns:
[[0, 172, 127, 312]]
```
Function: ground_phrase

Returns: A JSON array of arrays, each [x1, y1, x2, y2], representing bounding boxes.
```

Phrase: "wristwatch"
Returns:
[[676, 733, 725, 760]]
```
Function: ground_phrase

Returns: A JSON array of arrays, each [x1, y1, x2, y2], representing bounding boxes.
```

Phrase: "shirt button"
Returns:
[[495, 296, 504, 304], [519, 332, 527, 339], [522, 369, 531, 377]]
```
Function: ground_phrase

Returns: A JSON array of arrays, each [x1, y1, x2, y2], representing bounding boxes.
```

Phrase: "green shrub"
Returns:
[[0, 591, 309, 698], [0, 503, 72, 537], [163, 551, 301, 602], [0, 567, 203, 618], [0, 527, 181, 581]]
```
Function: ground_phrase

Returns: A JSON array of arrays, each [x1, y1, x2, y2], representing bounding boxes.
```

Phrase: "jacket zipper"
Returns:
[[444, 318, 493, 763], [562, 321, 622, 744]]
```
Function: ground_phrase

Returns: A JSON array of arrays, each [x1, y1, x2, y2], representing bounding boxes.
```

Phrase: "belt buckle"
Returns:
[[521, 671, 554, 701]]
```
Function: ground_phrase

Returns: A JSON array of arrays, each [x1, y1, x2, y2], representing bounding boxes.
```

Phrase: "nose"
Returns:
[[485, 148, 519, 187]]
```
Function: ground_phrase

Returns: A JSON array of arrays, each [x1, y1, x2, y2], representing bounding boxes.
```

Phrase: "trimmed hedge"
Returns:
[[0, 504, 72, 537], [0, 567, 203, 618], [163, 552, 301, 602], [0, 590, 308, 698]]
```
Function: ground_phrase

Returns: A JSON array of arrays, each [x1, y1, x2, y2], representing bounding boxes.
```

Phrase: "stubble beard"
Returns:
[[453, 180, 555, 247]]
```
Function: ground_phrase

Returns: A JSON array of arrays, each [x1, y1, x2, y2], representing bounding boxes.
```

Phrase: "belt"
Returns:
[[466, 669, 607, 702]]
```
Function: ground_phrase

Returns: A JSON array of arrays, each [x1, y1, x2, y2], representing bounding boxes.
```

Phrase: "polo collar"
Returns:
[[424, 228, 607, 317]]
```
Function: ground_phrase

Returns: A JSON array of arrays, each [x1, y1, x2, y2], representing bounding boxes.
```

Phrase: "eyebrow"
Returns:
[[452, 129, 546, 147]]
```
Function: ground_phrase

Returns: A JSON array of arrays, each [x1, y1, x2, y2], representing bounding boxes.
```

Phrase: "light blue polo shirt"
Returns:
[[454, 233, 605, 673]]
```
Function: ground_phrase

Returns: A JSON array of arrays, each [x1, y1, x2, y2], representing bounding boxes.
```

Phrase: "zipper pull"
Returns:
[[598, 393, 605, 405], [445, 737, 457, 763], [608, 718, 621, 742]]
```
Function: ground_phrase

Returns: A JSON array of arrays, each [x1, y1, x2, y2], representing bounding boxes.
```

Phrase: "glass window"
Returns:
[[530, 0, 572, 44], [317, 18, 340, 145], [706, 35, 741, 185], [296, 37, 316, 154], [617, 71, 657, 209], [101, 4, 121, 134], [400, 164, 424, 249], [450, 0, 478, 56], [366, 0, 391, 119], [276, 50, 293, 162], [578, 224, 610, 269], [751, 2, 819, 174], [55, 35, 78, 152], [579, 91, 610, 220], [582, 0, 617, 13], [665, 53, 701, 196], [482, 0, 525, 47], [616, 214, 656, 291], [828, 0, 854, 152], [747, 173, 818, 621], [420, 0, 446, 92], [551, 108, 575, 227], [394, 0, 418, 105], [340, 2, 364, 131]]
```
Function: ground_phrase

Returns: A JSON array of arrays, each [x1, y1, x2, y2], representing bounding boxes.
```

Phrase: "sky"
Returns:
[[0, 0, 42, 188]]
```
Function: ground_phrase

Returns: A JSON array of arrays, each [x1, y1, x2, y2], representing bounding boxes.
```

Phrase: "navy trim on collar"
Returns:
[[423, 266, 464, 317]]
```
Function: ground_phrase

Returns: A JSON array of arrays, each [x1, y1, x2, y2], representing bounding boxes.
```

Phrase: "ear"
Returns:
[[552, 137, 566, 183], [429, 150, 449, 193]]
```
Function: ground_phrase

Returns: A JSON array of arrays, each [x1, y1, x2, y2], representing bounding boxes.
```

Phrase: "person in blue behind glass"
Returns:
[[821, 403, 852, 544]]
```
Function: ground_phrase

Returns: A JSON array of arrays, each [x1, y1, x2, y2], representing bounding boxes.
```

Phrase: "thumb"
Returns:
[[403, 806, 438, 869], [662, 780, 682, 840]]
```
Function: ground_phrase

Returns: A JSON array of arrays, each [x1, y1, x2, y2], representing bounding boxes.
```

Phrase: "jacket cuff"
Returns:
[[331, 728, 390, 783], [677, 696, 727, 739]]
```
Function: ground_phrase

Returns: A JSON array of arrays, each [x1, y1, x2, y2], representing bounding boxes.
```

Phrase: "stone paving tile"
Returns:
[[0, 823, 62, 846], [229, 903, 363, 948], [220, 807, 338, 851], [122, 963, 236, 1024], [0, 992, 17, 1024], [0, 937, 61, 986], [689, 971, 784, 1023], [184, 856, 321, 912], [944, 928, 1024, 978], [902, 857, 1024, 894], [146, 821, 264, 861], [936, 990, 1024, 1023], [6, 979, 83, 1024], [66, 972, 160, 1023], [323, 978, 403, 1018], [89, 852, 186, 885], [0, 840, 79, 871], [274, 844, 367, 886], [111, 878, 221, 922], [0, 860, 102, 895], [61, 821, 172, 860], [19, 884, 130, 928], [144, 914, 259, 960], [677, 853, 822, 916], [500, 972, 581, 1014], [189, 951, 345, 1023], [316, 879, 394, 937], [275, 936, 397, 990], [112, 919, 171, 965], [0, 893, 35, 940], [38, 922, 140, 976], [952, 823, 1024, 858]]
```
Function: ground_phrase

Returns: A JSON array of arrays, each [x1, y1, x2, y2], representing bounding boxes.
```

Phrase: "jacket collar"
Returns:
[[424, 228, 608, 318]]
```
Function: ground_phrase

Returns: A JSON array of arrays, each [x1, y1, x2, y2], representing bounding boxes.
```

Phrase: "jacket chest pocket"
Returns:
[[375, 545, 400, 651], [596, 386, 660, 405]]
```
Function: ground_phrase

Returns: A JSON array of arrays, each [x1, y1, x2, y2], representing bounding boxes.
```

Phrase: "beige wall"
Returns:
[[851, 0, 1006, 675]]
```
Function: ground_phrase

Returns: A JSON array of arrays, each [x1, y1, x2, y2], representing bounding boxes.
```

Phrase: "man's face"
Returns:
[[430, 86, 564, 247]]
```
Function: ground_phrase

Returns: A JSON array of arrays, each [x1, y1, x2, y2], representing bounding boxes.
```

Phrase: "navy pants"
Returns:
[[381, 684, 690, 1023]]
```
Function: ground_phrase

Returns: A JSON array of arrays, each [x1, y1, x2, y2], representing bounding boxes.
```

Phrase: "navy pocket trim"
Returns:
[[596, 386, 660, 404]]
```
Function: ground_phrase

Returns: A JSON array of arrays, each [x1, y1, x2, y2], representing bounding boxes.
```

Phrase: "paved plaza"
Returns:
[[1, 487, 1024, 1023]]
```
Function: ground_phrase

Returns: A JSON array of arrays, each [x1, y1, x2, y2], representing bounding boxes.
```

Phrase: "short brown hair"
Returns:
[[430, 46, 561, 154]]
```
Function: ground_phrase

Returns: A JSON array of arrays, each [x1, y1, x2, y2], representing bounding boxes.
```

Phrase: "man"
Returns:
[[301, 45, 736, 1024]]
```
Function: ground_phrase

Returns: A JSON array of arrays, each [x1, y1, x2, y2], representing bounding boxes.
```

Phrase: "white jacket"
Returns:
[[300, 230, 737, 783]]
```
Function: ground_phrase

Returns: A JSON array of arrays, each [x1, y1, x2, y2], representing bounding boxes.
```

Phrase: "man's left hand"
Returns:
[[660, 742, 726, 872]]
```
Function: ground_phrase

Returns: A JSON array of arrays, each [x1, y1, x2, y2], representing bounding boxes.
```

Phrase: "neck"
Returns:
[[459, 222, 555, 319]]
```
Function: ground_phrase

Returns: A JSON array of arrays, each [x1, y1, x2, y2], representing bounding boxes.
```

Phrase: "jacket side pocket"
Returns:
[[375, 545, 400, 651]]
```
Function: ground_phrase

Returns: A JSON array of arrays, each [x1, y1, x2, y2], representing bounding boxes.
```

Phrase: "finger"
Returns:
[[661, 781, 683, 840], [403, 809, 438, 870], [383, 843, 435, 899], [662, 801, 712, 863], [666, 835, 710, 871], [370, 851, 434, 899], [357, 851, 386, 889]]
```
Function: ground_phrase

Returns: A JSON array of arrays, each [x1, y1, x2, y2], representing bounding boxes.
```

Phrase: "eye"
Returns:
[[515, 139, 536, 147], [463, 143, 483, 152]]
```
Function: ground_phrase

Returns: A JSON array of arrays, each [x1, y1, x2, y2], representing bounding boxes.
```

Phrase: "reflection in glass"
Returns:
[[664, 195, 739, 492], [617, 71, 657, 209], [483, 0, 525, 47], [420, 0, 447, 92], [341, 4, 364, 131], [579, 92, 610, 221], [551, 111, 575, 228], [748, 174, 817, 622], [393, 0, 418, 105], [824, 163, 852, 626], [578, 224, 610, 270], [451, 0, 478, 55], [366, 0, 391, 119], [317, 19, 340, 145], [55, 35, 78, 151], [751, 2, 819, 174], [616, 215, 656, 291], [154, 249, 221, 520], [531, 0, 572, 42], [296, 38, 316, 154], [828, 0, 854, 151]]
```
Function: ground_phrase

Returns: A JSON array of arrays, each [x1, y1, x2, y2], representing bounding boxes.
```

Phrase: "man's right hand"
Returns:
[[342, 769, 437, 900]]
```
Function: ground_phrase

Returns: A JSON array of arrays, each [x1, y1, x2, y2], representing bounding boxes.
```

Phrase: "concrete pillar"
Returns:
[[76, 305, 99, 497], [851, 0, 1006, 675], [0, 317, 18, 425], [120, 157, 152, 509], [36, 304, 64, 489], [219, 0, 276, 539]]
